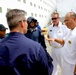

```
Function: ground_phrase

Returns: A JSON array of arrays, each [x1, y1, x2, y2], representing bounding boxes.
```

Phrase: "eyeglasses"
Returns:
[[51, 17, 58, 20]]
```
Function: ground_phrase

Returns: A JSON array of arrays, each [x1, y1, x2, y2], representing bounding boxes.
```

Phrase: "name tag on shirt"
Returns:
[[50, 30, 52, 31]]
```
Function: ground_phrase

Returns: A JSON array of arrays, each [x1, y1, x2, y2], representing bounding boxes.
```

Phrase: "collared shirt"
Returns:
[[0, 32, 53, 75], [61, 27, 76, 64], [47, 22, 69, 48], [0, 37, 5, 42]]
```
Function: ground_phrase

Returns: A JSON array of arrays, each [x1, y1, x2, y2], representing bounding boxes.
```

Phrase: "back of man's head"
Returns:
[[6, 9, 26, 30]]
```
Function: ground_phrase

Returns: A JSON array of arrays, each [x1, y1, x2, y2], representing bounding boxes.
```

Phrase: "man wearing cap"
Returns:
[[25, 17, 46, 49], [0, 24, 7, 41]]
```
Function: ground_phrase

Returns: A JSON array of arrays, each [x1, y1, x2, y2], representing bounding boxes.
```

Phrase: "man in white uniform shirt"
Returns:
[[47, 12, 69, 75], [47, 12, 76, 75]]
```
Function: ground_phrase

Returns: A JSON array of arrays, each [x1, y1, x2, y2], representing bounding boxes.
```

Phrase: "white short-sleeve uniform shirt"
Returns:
[[62, 27, 76, 64], [47, 22, 69, 75], [47, 22, 69, 48]]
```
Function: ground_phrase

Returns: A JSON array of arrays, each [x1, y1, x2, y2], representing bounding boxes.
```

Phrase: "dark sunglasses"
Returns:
[[51, 17, 58, 20]]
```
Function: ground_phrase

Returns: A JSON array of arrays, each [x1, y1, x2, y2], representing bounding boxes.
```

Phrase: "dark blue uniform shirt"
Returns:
[[25, 28, 47, 49], [0, 32, 53, 75]]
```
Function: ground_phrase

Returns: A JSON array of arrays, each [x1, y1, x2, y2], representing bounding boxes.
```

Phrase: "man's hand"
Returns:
[[45, 37, 56, 46], [48, 38, 55, 43], [45, 37, 55, 43], [45, 35, 55, 46]]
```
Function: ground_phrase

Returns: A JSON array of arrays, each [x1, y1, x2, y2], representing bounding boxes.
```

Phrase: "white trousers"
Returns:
[[51, 47, 62, 75], [61, 60, 75, 75]]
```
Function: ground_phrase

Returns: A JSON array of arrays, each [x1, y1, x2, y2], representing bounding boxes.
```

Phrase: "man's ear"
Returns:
[[74, 18, 76, 21], [19, 21, 24, 27]]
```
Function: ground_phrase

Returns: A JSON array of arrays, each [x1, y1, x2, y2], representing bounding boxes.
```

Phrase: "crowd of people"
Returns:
[[0, 8, 76, 75]]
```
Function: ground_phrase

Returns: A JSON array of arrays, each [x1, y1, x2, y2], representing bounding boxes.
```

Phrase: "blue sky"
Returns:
[[55, 0, 76, 17]]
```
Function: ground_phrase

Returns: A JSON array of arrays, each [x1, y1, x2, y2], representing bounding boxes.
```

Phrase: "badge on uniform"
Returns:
[[68, 40, 71, 44]]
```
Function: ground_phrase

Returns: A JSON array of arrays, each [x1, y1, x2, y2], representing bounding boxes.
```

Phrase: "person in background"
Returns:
[[28, 18, 41, 31], [36, 21, 41, 31], [0, 24, 7, 41], [0, 9, 53, 75], [47, 12, 69, 75], [25, 17, 46, 49], [47, 12, 76, 75]]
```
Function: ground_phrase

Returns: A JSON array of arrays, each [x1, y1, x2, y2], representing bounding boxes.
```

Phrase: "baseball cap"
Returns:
[[0, 24, 8, 31]]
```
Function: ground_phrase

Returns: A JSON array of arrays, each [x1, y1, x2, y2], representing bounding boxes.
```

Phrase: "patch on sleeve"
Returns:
[[68, 40, 71, 44]]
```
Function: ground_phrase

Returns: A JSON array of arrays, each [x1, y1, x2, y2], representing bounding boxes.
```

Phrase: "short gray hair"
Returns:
[[6, 9, 26, 30]]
